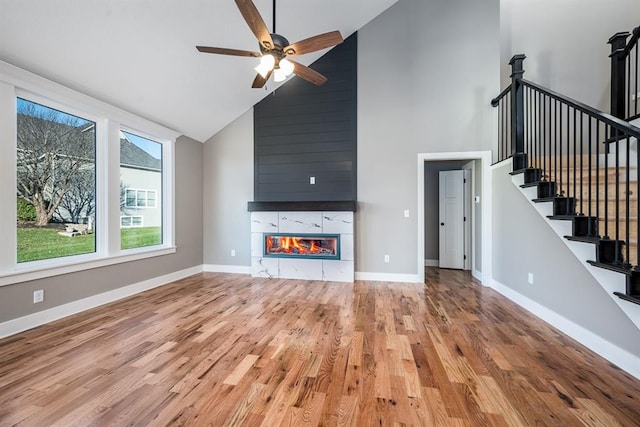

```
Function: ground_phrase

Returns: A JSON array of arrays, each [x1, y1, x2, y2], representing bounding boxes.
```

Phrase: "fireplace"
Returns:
[[264, 233, 340, 260], [249, 210, 354, 282]]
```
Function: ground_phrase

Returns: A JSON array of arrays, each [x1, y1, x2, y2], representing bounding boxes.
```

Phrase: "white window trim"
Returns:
[[0, 60, 179, 287]]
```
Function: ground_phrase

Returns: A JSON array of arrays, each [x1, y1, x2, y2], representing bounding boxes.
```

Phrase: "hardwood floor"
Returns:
[[1, 268, 640, 426]]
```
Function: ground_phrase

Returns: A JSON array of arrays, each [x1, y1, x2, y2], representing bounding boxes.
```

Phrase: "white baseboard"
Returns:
[[0, 265, 203, 339], [355, 271, 421, 283], [424, 259, 439, 267], [472, 269, 483, 282], [490, 278, 640, 380], [203, 264, 251, 275]]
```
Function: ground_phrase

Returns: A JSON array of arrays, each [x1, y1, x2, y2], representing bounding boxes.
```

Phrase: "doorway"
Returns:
[[417, 151, 492, 285]]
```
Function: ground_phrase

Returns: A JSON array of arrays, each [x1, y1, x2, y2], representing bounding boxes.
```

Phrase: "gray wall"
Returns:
[[0, 135, 204, 323], [492, 161, 640, 356], [200, 0, 500, 275], [203, 109, 253, 267], [357, 0, 499, 275], [500, 0, 640, 111]]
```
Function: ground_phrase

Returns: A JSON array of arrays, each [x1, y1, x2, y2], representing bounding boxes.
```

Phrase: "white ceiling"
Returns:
[[0, 0, 397, 142]]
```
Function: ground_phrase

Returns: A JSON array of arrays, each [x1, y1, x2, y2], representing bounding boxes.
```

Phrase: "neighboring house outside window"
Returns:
[[120, 133, 162, 229]]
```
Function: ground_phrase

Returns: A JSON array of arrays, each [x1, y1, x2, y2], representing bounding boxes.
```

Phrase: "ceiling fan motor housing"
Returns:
[[261, 33, 290, 57]]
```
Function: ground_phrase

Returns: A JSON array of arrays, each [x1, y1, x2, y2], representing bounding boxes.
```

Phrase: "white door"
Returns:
[[439, 170, 464, 269]]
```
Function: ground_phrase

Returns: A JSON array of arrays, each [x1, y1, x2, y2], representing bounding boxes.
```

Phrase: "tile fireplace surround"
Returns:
[[250, 211, 354, 282]]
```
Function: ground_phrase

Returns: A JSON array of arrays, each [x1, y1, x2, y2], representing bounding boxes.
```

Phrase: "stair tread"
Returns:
[[532, 197, 556, 203], [547, 215, 578, 220], [509, 169, 527, 176], [564, 236, 601, 243], [586, 260, 634, 275], [613, 292, 640, 305]]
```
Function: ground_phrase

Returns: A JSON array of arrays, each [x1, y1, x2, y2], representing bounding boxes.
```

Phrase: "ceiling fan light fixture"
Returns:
[[279, 58, 294, 77], [273, 67, 287, 82], [255, 54, 275, 78]]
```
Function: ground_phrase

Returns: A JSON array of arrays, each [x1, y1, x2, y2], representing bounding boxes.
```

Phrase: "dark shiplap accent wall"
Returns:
[[253, 33, 357, 202]]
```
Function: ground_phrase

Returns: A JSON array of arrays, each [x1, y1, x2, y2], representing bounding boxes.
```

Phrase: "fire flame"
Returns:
[[266, 236, 329, 255]]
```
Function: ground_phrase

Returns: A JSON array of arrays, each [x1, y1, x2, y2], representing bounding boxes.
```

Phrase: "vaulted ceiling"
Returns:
[[0, 0, 398, 142]]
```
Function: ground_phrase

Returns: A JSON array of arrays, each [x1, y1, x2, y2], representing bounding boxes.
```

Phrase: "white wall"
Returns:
[[202, 109, 253, 269], [500, 0, 640, 111], [357, 0, 500, 275]]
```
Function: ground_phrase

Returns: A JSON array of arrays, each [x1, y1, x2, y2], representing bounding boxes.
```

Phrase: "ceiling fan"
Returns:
[[196, 0, 343, 88]]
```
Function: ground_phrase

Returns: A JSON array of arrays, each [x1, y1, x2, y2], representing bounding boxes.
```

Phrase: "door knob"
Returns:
[[440, 222, 444, 226]]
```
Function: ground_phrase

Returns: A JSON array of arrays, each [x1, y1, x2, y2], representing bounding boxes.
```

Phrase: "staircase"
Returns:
[[492, 27, 640, 329]]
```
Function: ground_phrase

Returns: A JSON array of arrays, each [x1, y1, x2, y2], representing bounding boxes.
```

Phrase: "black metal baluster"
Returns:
[[595, 119, 607, 241], [548, 96, 552, 182], [543, 94, 547, 179], [629, 44, 640, 115], [554, 100, 558, 191], [598, 124, 610, 241], [626, 133, 630, 266], [628, 50, 632, 118], [636, 133, 639, 267], [573, 108, 577, 213], [614, 125, 620, 263], [537, 91, 541, 170], [559, 101, 564, 199], [580, 112, 584, 215], [589, 117, 594, 236]]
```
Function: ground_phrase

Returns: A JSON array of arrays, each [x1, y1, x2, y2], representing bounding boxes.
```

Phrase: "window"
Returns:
[[0, 61, 177, 286], [120, 130, 163, 250], [124, 189, 157, 208], [120, 216, 143, 228], [16, 98, 96, 263]]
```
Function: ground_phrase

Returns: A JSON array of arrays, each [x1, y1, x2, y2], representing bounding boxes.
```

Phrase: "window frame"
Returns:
[[0, 61, 178, 287]]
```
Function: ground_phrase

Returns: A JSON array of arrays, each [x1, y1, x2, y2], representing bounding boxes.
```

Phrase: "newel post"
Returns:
[[510, 54, 526, 170], [608, 31, 630, 120]]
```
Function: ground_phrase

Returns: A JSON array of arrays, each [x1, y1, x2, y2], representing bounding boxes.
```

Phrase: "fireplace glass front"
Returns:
[[264, 233, 340, 260]]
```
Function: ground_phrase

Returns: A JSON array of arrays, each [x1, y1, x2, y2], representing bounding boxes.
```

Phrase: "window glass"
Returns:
[[120, 130, 162, 249], [16, 98, 96, 263]]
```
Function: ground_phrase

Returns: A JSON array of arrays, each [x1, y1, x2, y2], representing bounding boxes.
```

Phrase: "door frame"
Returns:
[[417, 151, 492, 285]]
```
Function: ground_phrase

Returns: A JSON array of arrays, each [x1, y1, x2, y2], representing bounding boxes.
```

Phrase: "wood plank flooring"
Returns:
[[1, 268, 640, 426]]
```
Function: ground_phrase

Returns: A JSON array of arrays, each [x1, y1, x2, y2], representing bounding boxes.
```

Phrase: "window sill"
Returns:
[[0, 246, 177, 287]]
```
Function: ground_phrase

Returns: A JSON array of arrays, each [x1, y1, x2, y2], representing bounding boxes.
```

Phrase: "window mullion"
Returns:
[[0, 82, 17, 270], [105, 120, 121, 255]]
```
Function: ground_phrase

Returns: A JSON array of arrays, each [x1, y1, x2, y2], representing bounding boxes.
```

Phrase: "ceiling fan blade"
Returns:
[[252, 70, 273, 88], [284, 31, 343, 56], [196, 46, 261, 57], [235, 0, 274, 50], [289, 60, 327, 86]]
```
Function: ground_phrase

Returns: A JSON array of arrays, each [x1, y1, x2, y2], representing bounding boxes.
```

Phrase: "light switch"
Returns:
[[404, 209, 410, 218], [310, 176, 315, 185]]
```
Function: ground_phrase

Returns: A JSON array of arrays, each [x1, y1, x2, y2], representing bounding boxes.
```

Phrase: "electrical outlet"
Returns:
[[528, 273, 534, 285], [309, 176, 315, 185], [384, 255, 390, 263], [404, 209, 410, 218], [231, 249, 236, 257], [33, 289, 44, 304]]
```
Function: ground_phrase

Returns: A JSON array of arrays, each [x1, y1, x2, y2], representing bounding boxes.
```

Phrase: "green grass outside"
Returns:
[[17, 226, 161, 263], [121, 227, 162, 250]]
